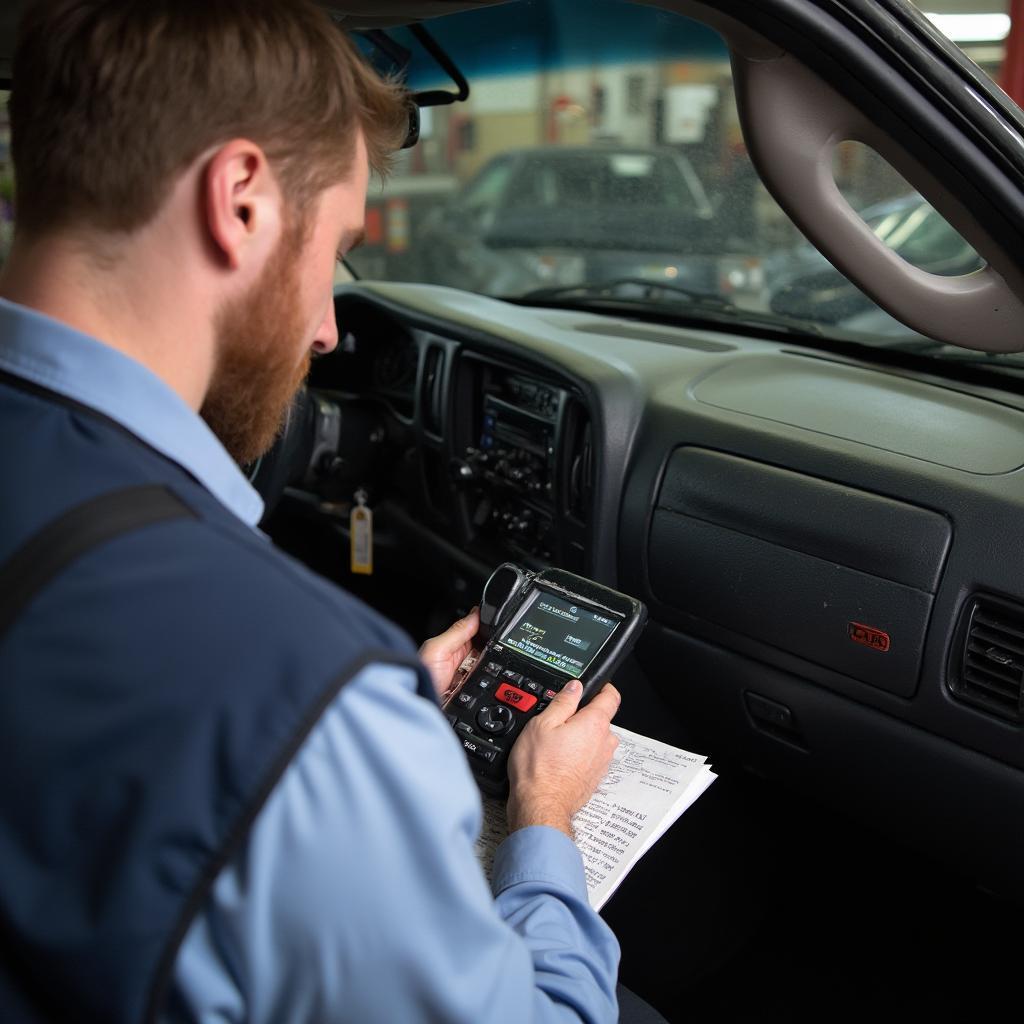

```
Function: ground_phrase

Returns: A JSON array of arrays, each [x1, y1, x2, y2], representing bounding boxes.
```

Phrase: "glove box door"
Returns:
[[646, 448, 952, 697]]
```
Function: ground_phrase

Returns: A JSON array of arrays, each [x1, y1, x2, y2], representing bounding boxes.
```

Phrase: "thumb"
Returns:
[[543, 679, 583, 724], [424, 607, 478, 650], [450, 606, 480, 640]]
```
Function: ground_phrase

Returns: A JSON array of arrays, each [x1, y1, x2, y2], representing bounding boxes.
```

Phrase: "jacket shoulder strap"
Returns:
[[0, 485, 195, 642]]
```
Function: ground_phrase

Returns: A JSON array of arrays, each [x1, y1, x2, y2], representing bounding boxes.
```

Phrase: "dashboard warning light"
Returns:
[[848, 622, 891, 652]]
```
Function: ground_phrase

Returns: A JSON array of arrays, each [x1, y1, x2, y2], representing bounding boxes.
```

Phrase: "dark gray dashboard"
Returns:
[[293, 280, 1024, 900]]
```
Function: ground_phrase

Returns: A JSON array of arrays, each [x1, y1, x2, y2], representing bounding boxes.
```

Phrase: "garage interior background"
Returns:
[[0, 1, 1018, 281]]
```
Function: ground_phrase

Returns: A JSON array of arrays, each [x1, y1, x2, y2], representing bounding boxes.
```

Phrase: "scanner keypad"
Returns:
[[448, 649, 571, 796]]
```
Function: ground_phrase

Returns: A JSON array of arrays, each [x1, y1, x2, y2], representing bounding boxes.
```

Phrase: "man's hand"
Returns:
[[418, 607, 480, 701], [506, 681, 621, 839]]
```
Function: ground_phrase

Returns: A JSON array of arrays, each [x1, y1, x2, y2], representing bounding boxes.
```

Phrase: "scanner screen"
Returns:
[[498, 590, 620, 677]]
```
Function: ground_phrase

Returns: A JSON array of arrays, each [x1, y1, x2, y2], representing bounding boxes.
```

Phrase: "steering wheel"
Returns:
[[245, 387, 389, 525], [244, 387, 319, 522]]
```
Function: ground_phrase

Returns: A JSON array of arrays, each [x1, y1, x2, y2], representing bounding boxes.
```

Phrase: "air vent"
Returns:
[[565, 406, 594, 523], [420, 344, 445, 435], [951, 596, 1024, 721]]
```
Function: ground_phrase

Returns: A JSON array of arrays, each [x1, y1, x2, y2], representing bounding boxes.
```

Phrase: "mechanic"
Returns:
[[0, 2, 668, 1022]]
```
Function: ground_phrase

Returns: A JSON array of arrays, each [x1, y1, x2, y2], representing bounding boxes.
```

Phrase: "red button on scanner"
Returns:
[[495, 682, 538, 712]]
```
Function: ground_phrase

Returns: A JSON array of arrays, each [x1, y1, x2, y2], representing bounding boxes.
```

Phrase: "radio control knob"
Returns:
[[450, 458, 476, 483]]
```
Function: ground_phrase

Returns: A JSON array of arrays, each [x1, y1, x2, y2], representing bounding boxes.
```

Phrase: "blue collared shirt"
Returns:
[[0, 297, 264, 527], [0, 297, 620, 1023]]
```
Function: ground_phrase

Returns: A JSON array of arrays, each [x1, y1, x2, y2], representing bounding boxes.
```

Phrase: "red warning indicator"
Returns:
[[848, 622, 891, 652]]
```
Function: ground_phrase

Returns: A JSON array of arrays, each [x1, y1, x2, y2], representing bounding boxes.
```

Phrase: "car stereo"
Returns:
[[455, 373, 569, 560]]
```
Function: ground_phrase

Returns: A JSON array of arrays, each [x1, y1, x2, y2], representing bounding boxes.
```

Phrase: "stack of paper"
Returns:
[[475, 725, 716, 910]]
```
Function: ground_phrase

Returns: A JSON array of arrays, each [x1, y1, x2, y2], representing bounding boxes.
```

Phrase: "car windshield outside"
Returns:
[[345, 0, 1016, 372], [0, 5, 1013, 372]]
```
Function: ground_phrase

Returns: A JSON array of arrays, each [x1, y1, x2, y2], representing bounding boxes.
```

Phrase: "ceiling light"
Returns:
[[924, 12, 1011, 43]]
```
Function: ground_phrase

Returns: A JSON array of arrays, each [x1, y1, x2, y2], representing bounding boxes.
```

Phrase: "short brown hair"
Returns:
[[8, 0, 411, 235]]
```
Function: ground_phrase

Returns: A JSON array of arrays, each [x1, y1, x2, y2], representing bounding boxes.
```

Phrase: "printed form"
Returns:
[[475, 725, 716, 910]]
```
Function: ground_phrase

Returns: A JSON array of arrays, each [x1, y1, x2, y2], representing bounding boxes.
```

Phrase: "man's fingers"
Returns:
[[420, 607, 479, 657], [542, 679, 584, 725], [451, 606, 480, 641], [575, 683, 621, 724], [542, 681, 620, 727]]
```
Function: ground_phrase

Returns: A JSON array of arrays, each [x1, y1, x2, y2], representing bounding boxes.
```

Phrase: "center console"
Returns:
[[451, 353, 593, 573]]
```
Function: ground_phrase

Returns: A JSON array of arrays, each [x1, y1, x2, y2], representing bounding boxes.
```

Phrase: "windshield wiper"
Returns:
[[513, 277, 824, 337], [882, 338, 1024, 374], [932, 352, 1024, 375]]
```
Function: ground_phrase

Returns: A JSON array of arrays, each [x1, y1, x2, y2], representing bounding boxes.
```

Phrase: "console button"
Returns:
[[501, 669, 524, 685], [522, 679, 542, 694], [483, 660, 504, 677], [495, 683, 538, 712], [457, 693, 477, 710], [476, 704, 515, 735], [461, 735, 498, 763]]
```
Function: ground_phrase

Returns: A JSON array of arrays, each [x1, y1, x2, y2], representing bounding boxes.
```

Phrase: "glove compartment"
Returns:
[[646, 448, 952, 697]]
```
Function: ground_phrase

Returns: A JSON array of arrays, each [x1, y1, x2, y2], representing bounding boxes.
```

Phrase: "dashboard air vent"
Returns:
[[421, 344, 445, 435], [565, 406, 593, 523], [951, 596, 1024, 721]]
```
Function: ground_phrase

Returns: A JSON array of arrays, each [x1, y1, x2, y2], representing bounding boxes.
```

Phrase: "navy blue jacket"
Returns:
[[0, 375, 432, 1022]]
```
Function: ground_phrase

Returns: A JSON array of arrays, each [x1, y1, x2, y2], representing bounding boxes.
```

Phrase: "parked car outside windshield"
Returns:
[[411, 145, 752, 299]]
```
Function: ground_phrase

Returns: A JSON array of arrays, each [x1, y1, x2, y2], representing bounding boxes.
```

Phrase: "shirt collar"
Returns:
[[0, 297, 265, 527]]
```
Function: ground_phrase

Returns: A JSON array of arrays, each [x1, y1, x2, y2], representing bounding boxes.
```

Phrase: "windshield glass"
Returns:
[[346, 0, 1013, 370]]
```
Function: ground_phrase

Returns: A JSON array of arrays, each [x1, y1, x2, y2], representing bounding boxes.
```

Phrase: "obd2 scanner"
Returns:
[[444, 563, 647, 796]]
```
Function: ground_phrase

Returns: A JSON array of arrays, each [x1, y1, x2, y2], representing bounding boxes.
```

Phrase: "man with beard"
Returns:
[[0, 2, 642, 1023]]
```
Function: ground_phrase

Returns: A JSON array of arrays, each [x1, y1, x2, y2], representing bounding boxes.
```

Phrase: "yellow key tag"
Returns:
[[350, 490, 373, 575]]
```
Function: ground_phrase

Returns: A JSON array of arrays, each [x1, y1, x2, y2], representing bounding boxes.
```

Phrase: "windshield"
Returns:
[[346, 0, 1014, 371]]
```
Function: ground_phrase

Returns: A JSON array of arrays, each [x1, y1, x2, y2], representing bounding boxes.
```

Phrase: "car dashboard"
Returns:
[[270, 279, 1024, 903]]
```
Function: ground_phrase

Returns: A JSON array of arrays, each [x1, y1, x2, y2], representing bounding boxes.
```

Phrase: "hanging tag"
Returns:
[[350, 489, 373, 575]]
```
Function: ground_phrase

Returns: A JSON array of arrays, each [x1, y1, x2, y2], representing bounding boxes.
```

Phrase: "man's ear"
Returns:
[[203, 140, 283, 272]]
